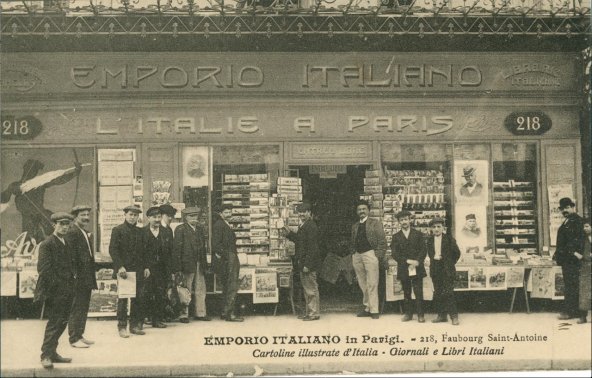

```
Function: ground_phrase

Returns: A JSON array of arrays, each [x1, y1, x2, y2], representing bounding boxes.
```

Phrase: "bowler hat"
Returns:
[[71, 205, 92, 216], [429, 216, 445, 226], [123, 205, 142, 214], [463, 166, 476, 177], [160, 204, 177, 217], [146, 206, 162, 217], [558, 197, 575, 209], [51, 212, 74, 223], [182, 207, 200, 216]]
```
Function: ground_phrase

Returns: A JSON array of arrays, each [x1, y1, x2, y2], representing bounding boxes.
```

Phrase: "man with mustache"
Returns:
[[66, 205, 97, 348]]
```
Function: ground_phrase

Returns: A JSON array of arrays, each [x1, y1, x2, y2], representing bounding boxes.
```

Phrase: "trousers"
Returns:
[[562, 263, 587, 317], [221, 254, 240, 317], [301, 271, 320, 317], [431, 271, 457, 317], [352, 250, 379, 314], [41, 290, 74, 359], [181, 263, 207, 319], [68, 285, 92, 344], [117, 273, 143, 330], [402, 277, 424, 316]]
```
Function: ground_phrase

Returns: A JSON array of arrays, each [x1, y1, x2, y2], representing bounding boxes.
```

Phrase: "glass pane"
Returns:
[[493, 143, 538, 255]]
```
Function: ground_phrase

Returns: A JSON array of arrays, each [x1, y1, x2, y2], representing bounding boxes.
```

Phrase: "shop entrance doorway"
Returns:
[[287, 164, 372, 313]]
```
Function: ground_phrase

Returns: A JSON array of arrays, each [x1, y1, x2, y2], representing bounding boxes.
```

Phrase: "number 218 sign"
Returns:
[[504, 111, 552, 136], [1, 116, 42, 140]]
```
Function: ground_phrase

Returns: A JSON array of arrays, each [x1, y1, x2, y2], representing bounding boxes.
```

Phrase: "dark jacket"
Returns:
[[211, 213, 237, 272], [109, 221, 144, 275], [141, 225, 173, 278], [553, 213, 585, 267], [34, 234, 76, 302], [286, 219, 323, 272], [173, 222, 208, 274], [391, 228, 427, 280], [350, 218, 388, 262], [65, 224, 98, 290], [426, 234, 461, 279]]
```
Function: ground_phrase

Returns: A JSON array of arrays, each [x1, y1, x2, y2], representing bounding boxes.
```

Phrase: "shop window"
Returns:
[[97, 148, 138, 261], [493, 143, 538, 255], [1, 147, 95, 267], [380, 143, 453, 243], [452, 144, 491, 259]]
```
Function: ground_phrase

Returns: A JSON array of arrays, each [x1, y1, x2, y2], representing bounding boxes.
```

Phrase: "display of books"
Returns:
[[493, 180, 537, 254]]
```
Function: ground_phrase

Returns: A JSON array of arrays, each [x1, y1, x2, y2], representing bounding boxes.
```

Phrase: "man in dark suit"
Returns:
[[391, 210, 427, 323], [109, 204, 145, 338], [426, 217, 461, 325], [351, 200, 388, 320], [284, 203, 322, 321], [212, 204, 244, 322], [141, 206, 173, 328], [66, 205, 97, 348], [35, 212, 76, 369], [173, 207, 210, 323], [553, 197, 586, 320]]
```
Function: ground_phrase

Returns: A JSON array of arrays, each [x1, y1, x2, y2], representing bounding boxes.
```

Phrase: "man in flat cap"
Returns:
[[351, 200, 387, 320], [109, 205, 145, 338], [212, 204, 244, 322], [284, 203, 322, 321], [66, 205, 97, 348], [35, 212, 76, 369], [461, 214, 481, 238], [427, 217, 461, 325], [459, 166, 483, 198], [391, 210, 427, 323], [553, 197, 587, 321], [173, 207, 210, 323], [141, 206, 173, 328]]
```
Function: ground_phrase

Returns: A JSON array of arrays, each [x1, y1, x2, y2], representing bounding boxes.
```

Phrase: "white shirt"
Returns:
[[434, 235, 442, 260], [75, 224, 93, 258], [466, 183, 477, 194], [55, 235, 66, 245], [402, 228, 411, 239], [359, 216, 368, 224], [150, 227, 160, 238]]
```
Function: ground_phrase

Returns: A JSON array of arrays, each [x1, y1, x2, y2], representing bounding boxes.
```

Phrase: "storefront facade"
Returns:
[[0, 51, 586, 312]]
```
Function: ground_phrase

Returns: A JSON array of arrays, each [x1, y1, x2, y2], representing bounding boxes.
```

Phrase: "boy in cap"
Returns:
[[391, 210, 427, 323], [459, 166, 483, 197], [426, 217, 461, 325], [109, 205, 145, 338], [284, 203, 322, 321], [35, 212, 76, 369], [553, 197, 586, 321], [66, 205, 97, 348], [141, 206, 173, 328], [173, 207, 210, 322]]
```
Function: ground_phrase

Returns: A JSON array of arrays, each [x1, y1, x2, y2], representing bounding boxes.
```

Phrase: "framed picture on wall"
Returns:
[[454, 160, 489, 204]]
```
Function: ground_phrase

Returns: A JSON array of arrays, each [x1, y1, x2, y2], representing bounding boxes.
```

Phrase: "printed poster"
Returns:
[[506, 267, 525, 288], [18, 269, 38, 298], [182, 146, 209, 187], [253, 268, 278, 304], [455, 205, 488, 256], [530, 267, 554, 299], [1, 271, 18, 296], [454, 160, 489, 204], [89, 279, 118, 317], [468, 266, 487, 290], [552, 266, 564, 300], [547, 184, 574, 246], [485, 267, 507, 290], [454, 267, 470, 291], [117, 272, 137, 298], [238, 268, 255, 294]]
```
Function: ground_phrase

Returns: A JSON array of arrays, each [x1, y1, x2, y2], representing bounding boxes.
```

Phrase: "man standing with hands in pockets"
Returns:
[[284, 203, 322, 321], [351, 200, 387, 320], [391, 210, 427, 323]]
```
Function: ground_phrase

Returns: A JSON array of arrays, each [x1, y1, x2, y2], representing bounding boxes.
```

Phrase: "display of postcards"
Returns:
[[371, 193, 384, 201], [369, 209, 383, 217], [249, 238, 270, 245], [223, 184, 249, 191], [247, 254, 261, 265], [383, 214, 395, 221], [223, 200, 248, 206], [230, 223, 250, 230], [278, 185, 302, 193], [237, 247, 253, 253], [252, 246, 269, 253], [250, 182, 270, 190], [269, 195, 288, 207], [271, 239, 287, 249], [236, 239, 253, 245], [250, 206, 269, 214], [249, 213, 268, 220], [269, 208, 281, 218], [287, 217, 300, 226], [365, 170, 381, 178], [250, 221, 270, 230], [224, 174, 240, 183], [230, 216, 250, 222], [249, 191, 268, 198], [285, 193, 303, 202], [383, 207, 393, 213], [270, 218, 286, 228], [250, 230, 269, 237], [371, 200, 382, 209], [364, 177, 381, 186], [223, 193, 246, 199], [359, 195, 372, 202], [238, 253, 249, 265], [278, 177, 302, 185], [250, 198, 269, 206], [270, 229, 280, 239], [235, 231, 251, 238], [364, 185, 382, 194], [231, 208, 250, 215]]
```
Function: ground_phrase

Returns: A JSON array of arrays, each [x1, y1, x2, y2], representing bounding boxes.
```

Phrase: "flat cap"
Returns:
[[429, 216, 445, 226], [160, 204, 177, 217], [123, 205, 142, 214], [146, 206, 162, 217], [71, 205, 92, 216], [51, 212, 74, 223], [396, 210, 412, 219], [182, 207, 200, 216]]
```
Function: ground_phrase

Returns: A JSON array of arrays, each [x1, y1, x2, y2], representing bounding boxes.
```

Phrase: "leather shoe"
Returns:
[[297, 314, 308, 319], [152, 321, 167, 328], [130, 328, 145, 335], [558, 313, 573, 320], [40, 357, 53, 369], [371, 314, 379, 320], [303, 316, 320, 321], [356, 310, 372, 317], [81, 337, 95, 345], [577, 317, 588, 324], [451, 317, 460, 326], [71, 340, 89, 348], [432, 316, 448, 323], [180, 318, 190, 324], [402, 314, 413, 322], [118, 328, 130, 338], [225, 315, 244, 322], [52, 354, 72, 363], [418, 315, 425, 323], [194, 316, 212, 321]]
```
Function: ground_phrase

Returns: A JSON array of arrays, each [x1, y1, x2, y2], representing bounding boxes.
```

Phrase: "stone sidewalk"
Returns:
[[1, 312, 590, 377]]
